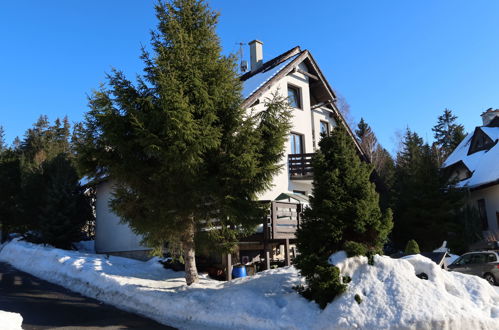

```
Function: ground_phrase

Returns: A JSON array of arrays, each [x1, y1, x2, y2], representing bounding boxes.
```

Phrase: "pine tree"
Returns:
[[0, 150, 22, 242], [404, 239, 420, 254], [355, 118, 395, 210], [76, 0, 291, 285], [355, 118, 377, 162], [392, 129, 469, 251], [37, 154, 92, 249], [432, 109, 465, 162], [0, 126, 5, 153], [294, 123, 393, 308]]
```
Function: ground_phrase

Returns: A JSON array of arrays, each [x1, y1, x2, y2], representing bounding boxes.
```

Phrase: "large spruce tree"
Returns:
[[76, 0, 291, 285], [391, 128, 477, 252], [0, 150, 22, 242], [295, 123, 393, 308], [37, 154, 92, 249], [432, 109, 465, 163]]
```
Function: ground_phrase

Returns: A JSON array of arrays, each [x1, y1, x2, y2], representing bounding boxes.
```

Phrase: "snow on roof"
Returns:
[[444, 127, 499, 189], [443, 133, 472, 168], [241, 54, 299, 99], [480, 126, 499, 141]]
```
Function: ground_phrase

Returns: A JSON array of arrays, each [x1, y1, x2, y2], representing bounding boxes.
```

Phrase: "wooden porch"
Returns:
[[224, 201, 302, 280]]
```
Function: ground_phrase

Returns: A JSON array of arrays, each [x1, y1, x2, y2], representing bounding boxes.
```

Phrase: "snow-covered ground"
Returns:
[[0, 310, 23, 330], [0, 239, 498, 329]]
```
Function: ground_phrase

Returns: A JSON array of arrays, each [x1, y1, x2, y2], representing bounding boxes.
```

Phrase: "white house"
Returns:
[[94, 41, 364, 260], [443, 109, 499, 245]]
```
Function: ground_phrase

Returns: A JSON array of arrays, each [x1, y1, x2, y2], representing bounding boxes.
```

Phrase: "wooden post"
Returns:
[[225, 253, 232, 281], [285, 238, 291, 266], [271, 201, 277, 241], [265, 247, 271, 270]]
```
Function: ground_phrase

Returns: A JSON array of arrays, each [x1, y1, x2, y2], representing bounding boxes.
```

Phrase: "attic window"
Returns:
[[288, 85, 302, 109], [468, 129, 496, 155]]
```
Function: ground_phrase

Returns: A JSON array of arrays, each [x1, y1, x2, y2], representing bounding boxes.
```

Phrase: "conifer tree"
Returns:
[[294, 123, 393, 308], [355, 118, 377, 162], [0, 150, 22, 242], [432, 109, 465, 162], [404, 239, 420, 254], [0, 126, 5, 153], [392, 128, 470, 251], [76, 0, 291, 285], [37, 154, 92, 249]]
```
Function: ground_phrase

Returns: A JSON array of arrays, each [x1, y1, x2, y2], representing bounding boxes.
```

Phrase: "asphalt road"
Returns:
[[0, 262, 175, 330]]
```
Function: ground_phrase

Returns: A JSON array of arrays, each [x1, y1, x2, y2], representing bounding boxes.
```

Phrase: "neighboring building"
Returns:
[[443, 109, 499, 242], [94, 41, 365, 261]]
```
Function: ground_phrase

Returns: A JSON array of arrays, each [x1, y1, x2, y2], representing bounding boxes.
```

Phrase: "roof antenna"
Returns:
[[236, 42, 248, 73]]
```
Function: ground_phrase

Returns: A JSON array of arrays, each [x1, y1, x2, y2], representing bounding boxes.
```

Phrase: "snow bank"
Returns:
[[0, 240, 498, 329], [0, 310, 23, 330], [72, 240, 95, 253]]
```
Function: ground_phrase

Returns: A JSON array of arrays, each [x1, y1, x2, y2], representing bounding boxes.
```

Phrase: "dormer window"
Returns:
[[468, 128, 496, 155], [288, 85, 302, 109]]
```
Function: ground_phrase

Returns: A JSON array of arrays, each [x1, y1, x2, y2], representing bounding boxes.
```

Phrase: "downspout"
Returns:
[[311, 101, 316, 151]]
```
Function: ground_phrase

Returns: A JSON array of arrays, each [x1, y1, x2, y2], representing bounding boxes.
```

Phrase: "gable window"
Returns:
[[478, 199, 489, 230], [320, 121, 330, 136], [287, 85, 301, 109], [290, 133, 304, 154], [468, 129, 496, 155]]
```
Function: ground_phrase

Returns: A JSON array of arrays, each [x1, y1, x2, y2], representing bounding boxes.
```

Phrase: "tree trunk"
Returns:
[[182, 219, 199, 285]]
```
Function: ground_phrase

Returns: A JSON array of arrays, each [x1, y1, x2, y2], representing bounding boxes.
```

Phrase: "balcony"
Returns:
[[288, 153, 314, 179]]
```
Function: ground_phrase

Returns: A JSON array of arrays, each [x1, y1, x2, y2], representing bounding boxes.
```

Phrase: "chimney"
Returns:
[[249, 40, 263, 71], [481, 108, 499, 126]]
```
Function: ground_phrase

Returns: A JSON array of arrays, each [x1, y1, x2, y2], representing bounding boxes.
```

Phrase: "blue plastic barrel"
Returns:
[[232, 265, 247, 278]]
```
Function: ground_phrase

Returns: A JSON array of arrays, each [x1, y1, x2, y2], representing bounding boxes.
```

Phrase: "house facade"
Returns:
[[443, 109, 499, 243], [94, 41, 364, 259]]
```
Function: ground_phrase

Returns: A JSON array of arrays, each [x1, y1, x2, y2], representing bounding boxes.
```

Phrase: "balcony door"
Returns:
[[290, 133, 304, 154]]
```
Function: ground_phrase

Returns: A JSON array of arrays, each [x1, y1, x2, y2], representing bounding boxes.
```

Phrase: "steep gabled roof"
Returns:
[[240, 47, 365, 160], [443, 125, 499, 189]]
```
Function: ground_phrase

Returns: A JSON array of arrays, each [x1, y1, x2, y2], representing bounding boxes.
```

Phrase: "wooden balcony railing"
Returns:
[[263, 201, 302, 241], [288, 153, 314, 179]]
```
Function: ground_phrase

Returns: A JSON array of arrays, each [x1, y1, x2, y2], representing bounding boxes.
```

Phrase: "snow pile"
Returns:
[[72, 240, 95, 253], [319, 254, 499, 329], [0, 310, 23, 330], [1, 240, 499, 329], [328, 250, 347, 265]]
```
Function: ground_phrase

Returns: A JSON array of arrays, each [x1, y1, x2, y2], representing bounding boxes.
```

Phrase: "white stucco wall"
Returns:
[[251, 62, 337, 200], [470, 185, 499, 238], [95, 180, 149, 254]]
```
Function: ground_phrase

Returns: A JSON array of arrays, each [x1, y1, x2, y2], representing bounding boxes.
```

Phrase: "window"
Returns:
[[470, 254, 487, 264], [454, 254, 472, 265], [320, 121, 330, 136], [287, 85, 301, 109], [293, 190, 306, 196], [478, 199, 489, 230], [290, 133, 304, 154], [496, 212, 499, 229], [487, 253, 497, 263]]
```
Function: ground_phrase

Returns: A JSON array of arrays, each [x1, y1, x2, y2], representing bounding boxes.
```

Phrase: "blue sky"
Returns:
[[1, 1, 499, 154]]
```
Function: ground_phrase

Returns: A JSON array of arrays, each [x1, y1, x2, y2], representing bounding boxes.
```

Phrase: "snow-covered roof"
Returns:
[[241, 54, 299, 99], [444, 126, 499, 189]]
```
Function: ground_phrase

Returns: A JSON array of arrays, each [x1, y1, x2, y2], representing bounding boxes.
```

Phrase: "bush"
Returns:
[[405, 239, 420, 254], [297, 262, 347, 309], [344, 241, 368, 257]]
